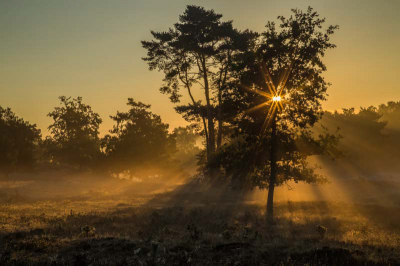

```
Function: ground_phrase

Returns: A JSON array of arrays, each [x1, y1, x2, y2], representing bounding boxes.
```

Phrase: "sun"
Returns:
[[272, 96, 281, 102], [239, 61, 295, 134]]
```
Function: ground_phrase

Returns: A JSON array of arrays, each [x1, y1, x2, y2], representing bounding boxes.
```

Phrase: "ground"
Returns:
[[0, 175, 399, 265]]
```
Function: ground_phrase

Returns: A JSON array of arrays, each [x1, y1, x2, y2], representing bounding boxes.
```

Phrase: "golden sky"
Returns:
[[1, 0, 399, 136]]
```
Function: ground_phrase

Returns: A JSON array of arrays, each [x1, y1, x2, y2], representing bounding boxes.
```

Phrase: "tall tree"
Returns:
[[214, 7, 341, 220], [102, 98, 176, 179], [44, 96, 102, 169], [0, 106, 41, 177], [142, 5, 257, 163]]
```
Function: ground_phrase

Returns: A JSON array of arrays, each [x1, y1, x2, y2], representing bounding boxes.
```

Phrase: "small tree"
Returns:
[[0, 106, 41, 177], [214, 7, 341, 221], [44, 96, 102, 169], [102, 98, 176, 179]]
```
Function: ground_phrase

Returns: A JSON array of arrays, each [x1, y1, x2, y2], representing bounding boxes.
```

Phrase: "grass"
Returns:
[[1, 195, 399, 265]]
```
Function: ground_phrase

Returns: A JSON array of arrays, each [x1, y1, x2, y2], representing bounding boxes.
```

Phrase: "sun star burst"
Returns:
[[242, 60, 296, 134]]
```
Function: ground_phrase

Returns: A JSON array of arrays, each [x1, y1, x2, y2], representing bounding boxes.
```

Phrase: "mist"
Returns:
[[1, 4, 400, 266]]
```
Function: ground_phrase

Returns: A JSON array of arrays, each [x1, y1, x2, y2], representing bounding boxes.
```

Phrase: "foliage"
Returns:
[[172, 126, 199, 155], [324, 107, 387, 139], [142, 5, 258, 161], [171, 126, 202, 172], [102, 98, 176, 179], [321, 105, 400, 172], [44, 96, 102, 169], [214, 7, 341, 189], [379, 101, 400, 131], [0, 106, 41, 176]]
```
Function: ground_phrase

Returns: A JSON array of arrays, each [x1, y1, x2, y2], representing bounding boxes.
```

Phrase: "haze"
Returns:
[[1, 2, 400, 264], [1, 0, 399, 135]]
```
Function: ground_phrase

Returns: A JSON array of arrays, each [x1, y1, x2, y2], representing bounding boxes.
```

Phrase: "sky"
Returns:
[[1, 0, 399, 136]]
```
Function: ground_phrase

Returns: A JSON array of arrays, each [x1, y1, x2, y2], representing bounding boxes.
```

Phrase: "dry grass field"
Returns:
[[0, 176, 399, 265]]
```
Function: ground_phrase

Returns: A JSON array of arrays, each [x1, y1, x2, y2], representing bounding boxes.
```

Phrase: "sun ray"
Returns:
[[244, 59, 298, 133], [261, 63, 277, 95], [259, 66, 274, 95], [265, 105, 278, 132], [261, 104, 277, 134], [276, 103, 281, 112], [239, 84, 272, 98], [278, 101, 284, 110], [278, 60, 294, 95], [245, 102, 269, 114], [264, 66, 277, 91], [261, 104, 275, 134]]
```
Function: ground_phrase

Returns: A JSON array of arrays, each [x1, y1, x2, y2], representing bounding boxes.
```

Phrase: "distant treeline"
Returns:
[[0, 97, 399, 179], [320, 103, 400, 174], [0, 96, 200, 178]]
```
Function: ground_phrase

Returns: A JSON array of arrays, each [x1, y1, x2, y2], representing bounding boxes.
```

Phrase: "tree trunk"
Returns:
[[207, 114, 215, 159], [183, 79, 209, 162], [201, 58, 215, 162], [216, 89, 223, 149], [217, 52, 230, 150], [267, 114, 277, 222]]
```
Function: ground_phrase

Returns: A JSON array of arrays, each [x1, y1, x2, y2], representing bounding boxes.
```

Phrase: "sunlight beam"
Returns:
[[239, 84, 273, 98], [245, 102, 270, 114]]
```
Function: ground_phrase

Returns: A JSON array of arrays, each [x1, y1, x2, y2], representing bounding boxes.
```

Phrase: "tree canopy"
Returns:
[[44, 96, 102, 169], [321, 104, 400, 173], [208, 7, 341, 219], [379, 101, 400, 131], [172, 126, 200, 156], [102, 98, 176, 179], [142, 5, 258, 162], [0, 106, 41, 176]]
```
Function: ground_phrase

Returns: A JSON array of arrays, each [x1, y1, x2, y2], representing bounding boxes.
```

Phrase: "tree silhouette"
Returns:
[[214, 7, 341, 220], [142, 5, 257, 163], [322, 105, 400, 173], [379, 101, 400, 131], [173, 126, 200, 155], [0, 106, 41, 177], [172, 126, 201, 170], [102, 98, 176, 179], [44, 96, 102, 169], [324, 107, 387, 139]]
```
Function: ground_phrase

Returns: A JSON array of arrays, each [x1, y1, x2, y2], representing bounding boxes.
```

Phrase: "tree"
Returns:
[[214, 7, 341, 220], [102, 98, 176, 179], [379, 101, 400, 131], [324, 107, 387, 140], [173, 126, 200, 155], [321, 106, 400, 173], [0, 106, 41, 177], [378, 102, 400, 162], [172, 126, 201, 170], [142, 5, 257, 163], [44, 96, 102, 169]]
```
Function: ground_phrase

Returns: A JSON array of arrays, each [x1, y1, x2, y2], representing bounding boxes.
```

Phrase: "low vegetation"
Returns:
[[0, 193, 399, 265]]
